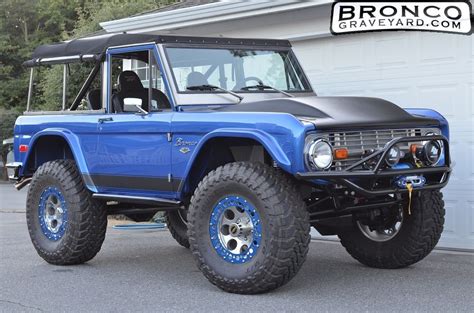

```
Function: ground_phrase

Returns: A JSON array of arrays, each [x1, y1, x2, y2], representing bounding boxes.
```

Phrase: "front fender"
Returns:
[[20, 128, 90, 177], [405, 108, 450, 139], [189, 128, 292, 173]]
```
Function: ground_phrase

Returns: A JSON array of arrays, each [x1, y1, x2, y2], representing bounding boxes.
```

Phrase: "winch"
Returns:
[[395, 175, 426, 189]]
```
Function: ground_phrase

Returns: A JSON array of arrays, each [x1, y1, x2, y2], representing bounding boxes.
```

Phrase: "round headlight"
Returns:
[[307, 139, 333, 170]]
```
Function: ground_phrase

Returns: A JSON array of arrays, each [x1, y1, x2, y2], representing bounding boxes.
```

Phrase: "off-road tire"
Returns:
[[166, 210, 190, 248], [26, 160, 107, 265], [188, 162, 310, 294], [338, 190, 445, 269]]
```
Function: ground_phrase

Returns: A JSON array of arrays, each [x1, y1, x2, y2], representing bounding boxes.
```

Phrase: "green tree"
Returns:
[[0, 0, 84, 178], [37, 0, 176, 110], [0, 0, 83, 111]]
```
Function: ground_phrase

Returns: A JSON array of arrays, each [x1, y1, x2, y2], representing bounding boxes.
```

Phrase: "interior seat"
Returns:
[[116, 71, 148, 112], [115, 70, 171, 113]]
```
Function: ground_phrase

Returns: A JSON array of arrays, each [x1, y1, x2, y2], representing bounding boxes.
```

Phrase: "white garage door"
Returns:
[[293, 31, 474, 250]]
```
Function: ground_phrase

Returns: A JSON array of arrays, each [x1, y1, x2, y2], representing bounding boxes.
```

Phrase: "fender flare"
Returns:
[[179, 128, 292, 190], [405, 108, 450, 139], [21, 128, 90, 178]]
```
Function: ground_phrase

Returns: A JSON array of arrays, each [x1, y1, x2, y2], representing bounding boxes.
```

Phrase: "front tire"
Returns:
[[188, 162, 310, 294], [26, 160, 107, 265], [338, 190, 445, 269]]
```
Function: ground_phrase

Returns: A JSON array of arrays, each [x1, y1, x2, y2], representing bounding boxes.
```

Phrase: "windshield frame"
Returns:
[[163, 44, 313, 96]]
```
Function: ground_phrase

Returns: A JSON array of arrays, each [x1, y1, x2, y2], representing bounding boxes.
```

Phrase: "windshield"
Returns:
[[166, 47, 311, 93]]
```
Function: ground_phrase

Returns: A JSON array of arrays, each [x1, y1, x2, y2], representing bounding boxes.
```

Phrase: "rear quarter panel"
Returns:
[[14, 113, 102, 181]]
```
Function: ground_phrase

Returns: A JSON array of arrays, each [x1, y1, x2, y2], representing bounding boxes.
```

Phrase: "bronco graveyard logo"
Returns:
[[330, 1, 472, 35]]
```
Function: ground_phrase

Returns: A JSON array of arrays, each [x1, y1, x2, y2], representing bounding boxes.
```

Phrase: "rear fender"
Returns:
[[20, 128, 90, 180]]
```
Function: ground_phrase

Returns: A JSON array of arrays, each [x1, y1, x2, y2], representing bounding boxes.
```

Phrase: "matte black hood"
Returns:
[[216, 96, 440, 130]]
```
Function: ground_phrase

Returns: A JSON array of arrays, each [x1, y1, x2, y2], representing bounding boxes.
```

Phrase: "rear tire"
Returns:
[[165, 209, 189, 248], [188, 162, 310, 294], [26, 160, 107, 265], [338, 190, 445, 269]]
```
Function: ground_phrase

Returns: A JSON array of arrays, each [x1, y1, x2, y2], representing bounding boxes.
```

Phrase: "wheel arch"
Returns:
[[21, 129, 90, 182], [178, 129, 292, 199], [404, 108, 450, 139]]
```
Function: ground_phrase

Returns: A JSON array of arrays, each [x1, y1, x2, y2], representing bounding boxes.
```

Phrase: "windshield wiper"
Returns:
[[241, 84, 295, 98], [187, 84, 243, 103]]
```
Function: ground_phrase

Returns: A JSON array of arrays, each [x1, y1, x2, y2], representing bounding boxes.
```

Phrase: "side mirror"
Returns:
[[123, 97, 148, 115]]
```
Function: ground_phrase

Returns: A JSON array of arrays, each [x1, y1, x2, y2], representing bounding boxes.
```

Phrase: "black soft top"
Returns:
[[25, 33, 291, 67]]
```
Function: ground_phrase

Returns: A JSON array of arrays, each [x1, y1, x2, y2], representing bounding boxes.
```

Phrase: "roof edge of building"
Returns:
[[100, 0, 333, 33]]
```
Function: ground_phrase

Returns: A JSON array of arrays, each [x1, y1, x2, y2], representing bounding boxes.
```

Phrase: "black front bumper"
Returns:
[[296, 135, 451, 197]]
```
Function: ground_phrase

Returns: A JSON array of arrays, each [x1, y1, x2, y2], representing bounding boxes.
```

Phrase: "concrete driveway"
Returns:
[[1, 182, 473, 312], [0, 182, 28, 213]]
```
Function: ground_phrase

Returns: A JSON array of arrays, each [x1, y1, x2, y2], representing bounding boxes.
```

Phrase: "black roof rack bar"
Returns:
[[23, 54, 99, 68], [157, 35, 292, 47]]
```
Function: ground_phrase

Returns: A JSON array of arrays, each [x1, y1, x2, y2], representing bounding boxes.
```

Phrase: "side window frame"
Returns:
[[105, 44, 175, 114]]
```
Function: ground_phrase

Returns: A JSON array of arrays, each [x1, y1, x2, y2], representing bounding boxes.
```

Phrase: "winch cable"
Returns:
[[406, 182, 413, 215]]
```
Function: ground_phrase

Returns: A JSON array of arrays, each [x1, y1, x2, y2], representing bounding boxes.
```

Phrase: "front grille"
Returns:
[[325, 128, 424, 171]]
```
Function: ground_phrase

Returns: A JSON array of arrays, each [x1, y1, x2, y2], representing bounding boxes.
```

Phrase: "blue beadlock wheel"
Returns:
[[209, 195, 262, 264], [38, 186, 68, 241]]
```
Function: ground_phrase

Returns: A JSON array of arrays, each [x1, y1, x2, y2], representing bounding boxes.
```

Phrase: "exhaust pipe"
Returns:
[[15, 177, 32, 190]]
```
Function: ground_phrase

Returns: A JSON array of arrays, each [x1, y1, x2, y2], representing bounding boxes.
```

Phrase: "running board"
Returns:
[[92, 193, 181, 207]]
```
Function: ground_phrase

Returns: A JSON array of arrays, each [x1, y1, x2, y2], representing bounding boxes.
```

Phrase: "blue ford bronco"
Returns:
[[8, 33, 451, 294]]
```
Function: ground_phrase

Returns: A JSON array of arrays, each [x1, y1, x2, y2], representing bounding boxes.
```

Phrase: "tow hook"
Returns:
[[395, 175, 426, 189]]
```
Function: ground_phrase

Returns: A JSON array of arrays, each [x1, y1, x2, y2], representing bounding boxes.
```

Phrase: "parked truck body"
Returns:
[[8, 33, 451, 294]]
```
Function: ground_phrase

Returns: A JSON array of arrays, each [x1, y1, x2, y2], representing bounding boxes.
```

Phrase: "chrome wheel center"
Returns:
[[217, 206, 254, 255], [357, 208, 404, 242], [210, 195, 262, 263], [43, 194, 64, 233], [38, 186, 68, 241]]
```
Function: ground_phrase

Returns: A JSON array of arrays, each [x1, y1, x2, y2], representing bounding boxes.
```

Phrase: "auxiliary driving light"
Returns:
[[412, 139, 442, 166], [307, 139, 333, 170], [423, 140, 442, 165], [385, 145, 401, 167]]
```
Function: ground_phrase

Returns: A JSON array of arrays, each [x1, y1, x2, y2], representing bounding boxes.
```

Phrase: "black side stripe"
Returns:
[[82, 174, 180, 192]]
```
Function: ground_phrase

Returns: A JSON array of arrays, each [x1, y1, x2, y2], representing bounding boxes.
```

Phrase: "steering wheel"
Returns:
[[244, 76, 264, 86]]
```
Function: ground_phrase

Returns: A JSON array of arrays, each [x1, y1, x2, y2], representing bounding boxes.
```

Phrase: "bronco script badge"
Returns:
[[175, 138, 197, 154]]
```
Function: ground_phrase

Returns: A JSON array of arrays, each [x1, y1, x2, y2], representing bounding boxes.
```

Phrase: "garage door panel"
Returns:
[[444, 138, 471, 187], [419, 33, 457, 65], [416, 84, 458, 119], [470, 202, 474, 243], [371, 87, 411, 106], [332, 40, 365, 72], [443, 199, 458, 235], [310, 68, 469, 89], [374, 36, 409, 68], [320, 88, 367, 96], [471, 36, 474, 58]]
